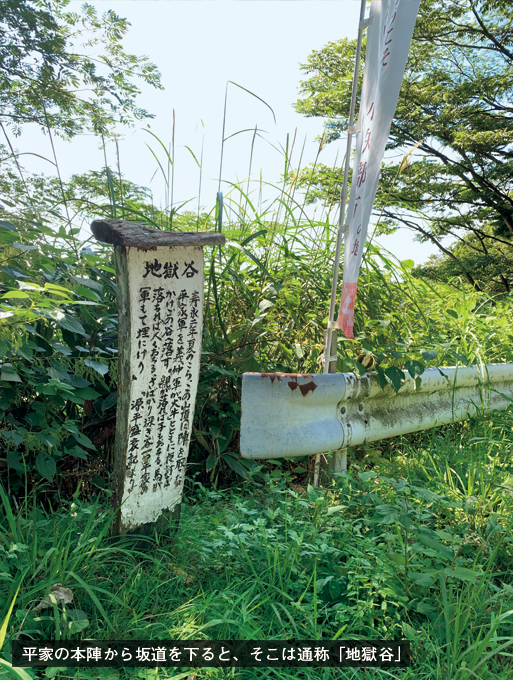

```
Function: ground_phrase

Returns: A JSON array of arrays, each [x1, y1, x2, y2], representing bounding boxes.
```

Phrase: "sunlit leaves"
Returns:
[[293, 0, 513, 293], [0, 0, 162, 138]]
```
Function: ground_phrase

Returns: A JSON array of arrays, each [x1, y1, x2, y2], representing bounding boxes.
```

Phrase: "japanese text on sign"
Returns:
[[121, 246, 204, 527]]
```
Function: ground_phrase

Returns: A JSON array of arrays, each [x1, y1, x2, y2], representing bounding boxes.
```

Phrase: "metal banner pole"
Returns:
[[315, 0, 368, 484]]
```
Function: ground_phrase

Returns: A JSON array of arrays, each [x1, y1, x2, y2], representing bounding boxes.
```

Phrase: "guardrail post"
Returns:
[[91, 219, 225, 536], [329, 448, 347, 475], [316, 331, 347, 482]]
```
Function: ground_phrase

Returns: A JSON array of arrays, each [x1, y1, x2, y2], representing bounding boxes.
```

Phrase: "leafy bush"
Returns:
[[1, 167, 512, 494]]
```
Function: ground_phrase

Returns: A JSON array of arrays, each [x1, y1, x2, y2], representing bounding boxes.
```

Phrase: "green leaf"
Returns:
[[421, 350, 438, 361], [258, 299, 273, 312], [402, 622, 418, 639], [7, 451, 26, 472], [38, 378, 75, 395], [13, 242, 38, 251], [0, 266, 25, 280], [75, 285, 100, 302], [222, 453, 250, 478], [70, 430, 95, 449], [0, 577, 23, 649], [417, 529, 454, 560], [2, 291, 30, 299], [413, 487, 442, 504], [0, 220, 17, 232], [35, 452, 56, 481], [1, 430, 24, 447], [405, 359, 424, 379], [0, 339, 10, 357], [17, 281, 43, 291], [0, 365, 22, 382], [0, 658, 34, 680], [16, 345, 34, 361], [84, 359, 109, 376], [415, 600, 437, 616], [375, 365, 387, 389], [101, 391, 117, 412], [387, 552, 406, 566], [353, 361, 367, 377], [228, 80, 277, 123], [443, 566, 479, 584], [45, 283, 74, 295], [71, 275, 103, 293], [74, 387, 101, 400], [52, 342, 72, 356], [66, 446, 88, 460], [409, 571, 436, 587], [67, 375, 91, 389], [0, 231, 17, 244], [384, 366, 406, 393], [68, 608, 89, 634], [204, 364, 239, 378], [34, 432, 58, 447], [327, 505, 346, 516], [56, 314, 87, 336]]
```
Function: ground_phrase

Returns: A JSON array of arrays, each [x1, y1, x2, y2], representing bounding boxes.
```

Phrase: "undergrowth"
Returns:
[[1, 405, 512, 680], [0, 50, 512, 680]]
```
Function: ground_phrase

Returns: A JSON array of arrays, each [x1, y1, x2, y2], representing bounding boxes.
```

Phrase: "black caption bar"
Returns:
[[13, 640, 410, 668]]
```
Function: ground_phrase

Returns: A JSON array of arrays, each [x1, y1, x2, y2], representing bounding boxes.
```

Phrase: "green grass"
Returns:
[[1, 81, 513, 680], [1, 407, 513, 680]]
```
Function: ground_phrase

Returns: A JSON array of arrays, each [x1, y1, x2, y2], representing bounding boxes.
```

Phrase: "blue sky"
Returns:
[[17, 0, 441, 265]]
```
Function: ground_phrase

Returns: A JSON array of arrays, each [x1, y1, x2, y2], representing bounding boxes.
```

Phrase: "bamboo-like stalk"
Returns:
[[170, 108, 175, 229], [197, 122, 204, 231]]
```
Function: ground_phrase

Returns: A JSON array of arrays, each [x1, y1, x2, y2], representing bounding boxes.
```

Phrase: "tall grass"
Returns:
[[1, 120, 512, 488], [1, 80, 512, 680], [1, 405, 513, 679]]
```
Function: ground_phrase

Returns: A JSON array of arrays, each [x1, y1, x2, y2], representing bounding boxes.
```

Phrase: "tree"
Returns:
[[0, 0, 161, 139], [292, 0, 513, 294], [413, 225, 513, 295]]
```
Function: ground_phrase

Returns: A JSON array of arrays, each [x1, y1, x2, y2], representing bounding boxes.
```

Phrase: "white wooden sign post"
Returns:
[[91, 219, 224, 535]]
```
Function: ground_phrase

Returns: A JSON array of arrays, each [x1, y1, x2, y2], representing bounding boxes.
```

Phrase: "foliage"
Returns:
[[293, 0, 513, 294], [413, 224, 513, 295], [1, 0, 511, 490], [1, 406, 513, 679], [0, 7, 512, 677], [0, 217, 118, 490], [1, 157, 513, 491], [0, 0, 161, 138]]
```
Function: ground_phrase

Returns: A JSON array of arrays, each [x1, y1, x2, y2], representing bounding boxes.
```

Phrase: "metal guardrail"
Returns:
[[240, 364, 513, 460]]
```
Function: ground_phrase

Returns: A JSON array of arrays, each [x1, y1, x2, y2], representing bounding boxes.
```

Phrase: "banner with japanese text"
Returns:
[[336, 0, 421, 338]]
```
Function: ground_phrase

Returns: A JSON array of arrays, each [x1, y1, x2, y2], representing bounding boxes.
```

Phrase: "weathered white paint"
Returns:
[[240, 363, 513, 459], [122, 245, 204, 528]]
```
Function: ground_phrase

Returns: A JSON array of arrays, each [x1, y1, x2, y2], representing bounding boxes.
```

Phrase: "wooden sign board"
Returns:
[[91, 219, 224, 535]]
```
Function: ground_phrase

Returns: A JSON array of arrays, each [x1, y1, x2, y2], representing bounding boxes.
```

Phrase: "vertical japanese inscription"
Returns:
[[123, 246, 203, 527]]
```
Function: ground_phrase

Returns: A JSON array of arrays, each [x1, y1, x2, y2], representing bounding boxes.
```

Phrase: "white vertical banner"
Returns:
[[336, 0, 421, 338]]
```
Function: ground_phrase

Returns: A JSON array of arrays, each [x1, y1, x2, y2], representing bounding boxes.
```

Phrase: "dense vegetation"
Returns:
[[0, 1, 512, 679], [293, 0, 513, 294]]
